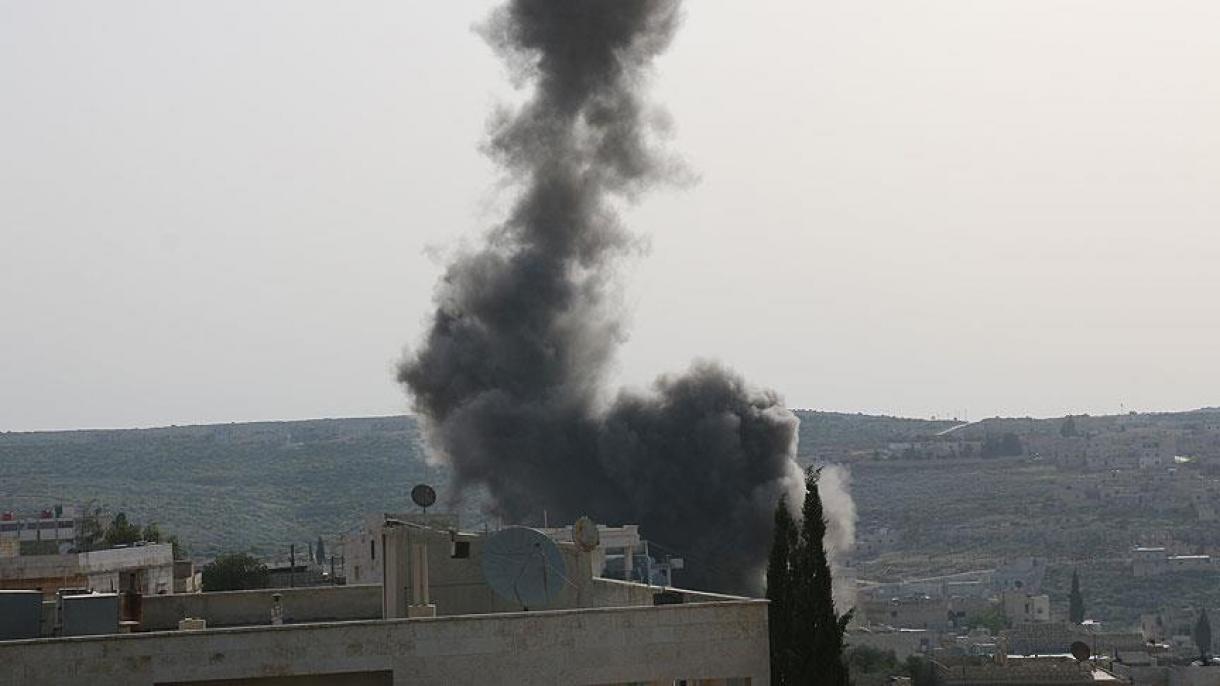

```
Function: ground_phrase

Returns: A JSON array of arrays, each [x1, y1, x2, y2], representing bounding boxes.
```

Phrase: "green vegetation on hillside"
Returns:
[[0, 417, 465, 557]]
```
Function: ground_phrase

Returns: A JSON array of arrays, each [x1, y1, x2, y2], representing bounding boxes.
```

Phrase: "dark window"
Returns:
[[370, 539, 376, 560], [452, 541, 470, 559]]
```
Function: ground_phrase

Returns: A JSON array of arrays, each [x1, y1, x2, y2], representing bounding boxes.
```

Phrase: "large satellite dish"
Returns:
[[1070, 641, 1092, 662], [411, 484, 436, 509], [481, 526, 566, 609]]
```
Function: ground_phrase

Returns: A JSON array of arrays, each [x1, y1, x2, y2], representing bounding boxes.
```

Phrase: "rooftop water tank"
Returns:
[[0, 590, 42, 640]]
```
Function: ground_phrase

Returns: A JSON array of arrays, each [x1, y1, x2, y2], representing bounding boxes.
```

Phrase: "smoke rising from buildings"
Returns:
[[399, 0, 841, 593], [817, 464, 858, 609]]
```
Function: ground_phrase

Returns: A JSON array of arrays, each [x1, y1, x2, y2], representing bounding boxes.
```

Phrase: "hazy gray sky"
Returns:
[[3, 1, 1219, 431]]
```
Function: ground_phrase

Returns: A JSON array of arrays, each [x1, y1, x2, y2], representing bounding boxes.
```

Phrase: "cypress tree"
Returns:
[[1195, 608, 1212, 661], [1068, 570, 1084, 624], [767, 495, 799, 684], [793, 468, 851, 685]]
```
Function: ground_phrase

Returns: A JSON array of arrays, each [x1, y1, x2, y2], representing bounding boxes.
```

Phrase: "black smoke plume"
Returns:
[[399, 0, 803, 594]]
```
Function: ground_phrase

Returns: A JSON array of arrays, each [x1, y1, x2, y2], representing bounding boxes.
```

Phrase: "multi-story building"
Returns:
[[858, 595, 953, 630], [1001, 590, 1050, 624], [0, 507, 77, 554]]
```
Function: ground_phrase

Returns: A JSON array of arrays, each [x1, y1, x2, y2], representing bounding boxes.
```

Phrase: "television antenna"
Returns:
[[481, 526, 566, 610]]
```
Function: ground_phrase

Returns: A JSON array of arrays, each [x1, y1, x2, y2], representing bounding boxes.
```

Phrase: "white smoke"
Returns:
[[818, 463, 857, 611]]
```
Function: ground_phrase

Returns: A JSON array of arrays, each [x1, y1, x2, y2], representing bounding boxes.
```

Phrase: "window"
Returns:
[[370, 539, 376, 560], [452, 541, 470, 559]]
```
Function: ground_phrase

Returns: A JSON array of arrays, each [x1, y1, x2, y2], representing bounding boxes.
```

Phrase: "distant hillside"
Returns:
[[5, 404, 1217, 607], [0, 417, 442, 557], [0, 410, 952, 558], [792, 410, 958, 452]]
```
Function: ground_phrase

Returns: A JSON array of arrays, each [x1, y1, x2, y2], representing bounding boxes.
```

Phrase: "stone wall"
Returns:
[[0, 599, 770, 686], [140, 585, 383, 631]]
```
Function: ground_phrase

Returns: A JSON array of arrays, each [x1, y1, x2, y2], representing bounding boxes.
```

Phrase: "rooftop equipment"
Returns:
[[481, 526, 566, 610], [0, 590, 42, 640]]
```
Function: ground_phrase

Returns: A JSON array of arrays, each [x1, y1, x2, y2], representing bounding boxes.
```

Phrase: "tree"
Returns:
[[1060, 416, 1078, 437], [904, 655, 935, 686], [766, 494, 799, 683], [103, 512, 143, 546], [1194, 608, 1212, 661], [981, 432, 1023, 458], [966, 605, 1008, 634], [201, 553, 270, 592], [166, 535, 187, 561], [765, 470, 852, 685], [315, 536, 326, 565], [1068, 570, 1085, 624], [142, 523, 163, 543], [793, 468, 851, 685], [846, 646, 897, 675]]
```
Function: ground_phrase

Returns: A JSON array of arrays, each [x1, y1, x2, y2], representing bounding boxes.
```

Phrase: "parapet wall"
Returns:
[[134, 578, 738, 633], [1, 599, 770, 686], [584, 577, 748, 608], [140, 584, 383, 630]]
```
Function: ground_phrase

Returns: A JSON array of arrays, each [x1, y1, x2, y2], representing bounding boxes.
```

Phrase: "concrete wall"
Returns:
[[139, 569, 729, 634], [0, 600, 770, 686], [585, 577, 746, 608], [140, 585, 383, 631], [0, 545, 174, 596]]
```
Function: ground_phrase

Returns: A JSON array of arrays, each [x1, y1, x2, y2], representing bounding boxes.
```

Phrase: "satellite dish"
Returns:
[[481, 526, 566, 609], [572, 516, 600, 552], [411, 484, 437, 509], [1070, 641, 1092, 662]]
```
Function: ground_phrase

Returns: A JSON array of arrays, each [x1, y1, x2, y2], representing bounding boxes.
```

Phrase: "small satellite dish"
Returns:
[[572, 516, 600, 552], [1070, 641, 1092, 662], [411, 484, 437, 509], [481, 526, 566, 609]]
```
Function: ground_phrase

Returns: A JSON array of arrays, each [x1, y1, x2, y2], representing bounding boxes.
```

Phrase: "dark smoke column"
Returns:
[[399, 0, 803, 594]]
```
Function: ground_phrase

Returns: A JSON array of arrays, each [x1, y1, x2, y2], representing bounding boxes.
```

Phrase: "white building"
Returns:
[[1002, 590, 1051, 623], [0, 543, 175, 597]]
